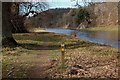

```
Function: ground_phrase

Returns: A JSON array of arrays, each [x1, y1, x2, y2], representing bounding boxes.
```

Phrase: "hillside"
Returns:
[[86, 2, 118, 28], [24, 2, 119, 29]]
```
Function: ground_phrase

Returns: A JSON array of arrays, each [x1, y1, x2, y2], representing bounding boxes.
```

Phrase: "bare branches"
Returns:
[[71, 0, 95, 8], [19, 2, 49, 17]]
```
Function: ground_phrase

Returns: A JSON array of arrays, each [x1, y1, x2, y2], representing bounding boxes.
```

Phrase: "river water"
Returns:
[[45, 28, 119, 48]]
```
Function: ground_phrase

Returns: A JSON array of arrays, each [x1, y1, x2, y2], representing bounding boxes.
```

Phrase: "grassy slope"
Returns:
[[2, 32, 118, 78]]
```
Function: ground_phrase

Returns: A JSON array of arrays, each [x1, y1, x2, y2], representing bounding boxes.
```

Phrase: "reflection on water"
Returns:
[[45, 28, 119, 48]]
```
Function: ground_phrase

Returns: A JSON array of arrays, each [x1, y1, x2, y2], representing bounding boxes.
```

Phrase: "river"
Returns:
[[45, 28, 119, 48]]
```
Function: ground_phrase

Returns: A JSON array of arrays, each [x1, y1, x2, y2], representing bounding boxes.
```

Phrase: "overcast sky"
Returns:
[[47, 0, 120, 9], [48, 0, 84, 9]]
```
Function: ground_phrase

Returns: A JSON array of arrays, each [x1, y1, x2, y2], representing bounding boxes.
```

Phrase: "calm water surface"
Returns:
[[45, 28, 119, 48]]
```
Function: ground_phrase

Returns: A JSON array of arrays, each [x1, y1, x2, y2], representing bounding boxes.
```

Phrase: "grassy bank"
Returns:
[[43, 26, 119, 32], [82, 26, 118, 31], [2, 31, 118, 78]]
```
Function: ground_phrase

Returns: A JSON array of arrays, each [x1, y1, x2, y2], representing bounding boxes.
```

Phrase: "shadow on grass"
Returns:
[[14, 32, 62, 43], [35, 32, 51, 34], [65, 41, 104, 49], [20, 43, 60, 50], [20, 41, 101, 50], [14, 32, 106, 50]]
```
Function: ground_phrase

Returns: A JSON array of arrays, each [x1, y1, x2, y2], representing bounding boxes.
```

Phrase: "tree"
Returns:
[[2, 2, 18, 46], [2, 2, 48, 46], [11, 2, 48, 33], [76, 8, 90, 24]]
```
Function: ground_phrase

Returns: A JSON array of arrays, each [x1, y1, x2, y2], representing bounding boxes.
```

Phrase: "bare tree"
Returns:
[[20, 2, 48, 17], [2, 2, 48, 46], [71, 0, 95, 8], [2, 2, 18, 46]]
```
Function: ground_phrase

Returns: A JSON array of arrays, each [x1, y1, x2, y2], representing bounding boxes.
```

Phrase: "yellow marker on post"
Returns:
[[61, 48, 65, 52], [61, 43, 65, 68]]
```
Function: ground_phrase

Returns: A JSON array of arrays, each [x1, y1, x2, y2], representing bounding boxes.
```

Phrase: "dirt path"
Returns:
[[27, 38, 52, 78]]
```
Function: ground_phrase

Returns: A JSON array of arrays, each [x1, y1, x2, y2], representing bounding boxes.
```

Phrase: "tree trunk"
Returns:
[[2, 2, 17, 46]]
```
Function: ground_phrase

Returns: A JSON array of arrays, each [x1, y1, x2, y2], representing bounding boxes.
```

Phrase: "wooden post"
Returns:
[[61, 43, 65, 67]]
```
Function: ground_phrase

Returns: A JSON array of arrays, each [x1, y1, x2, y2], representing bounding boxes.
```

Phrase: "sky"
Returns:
[[48, 2, 76, 9], [48, 0, 84, 9], [46, 0, 120, 9]]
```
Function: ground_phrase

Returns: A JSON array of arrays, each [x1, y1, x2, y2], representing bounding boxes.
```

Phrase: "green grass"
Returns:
[[82, 26, 118, 31]]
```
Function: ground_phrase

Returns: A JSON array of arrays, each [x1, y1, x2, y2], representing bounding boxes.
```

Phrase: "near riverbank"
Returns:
[[42, 26, 119, 32], [80, 26, 118, 32], [2, 31, 118, 78]]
